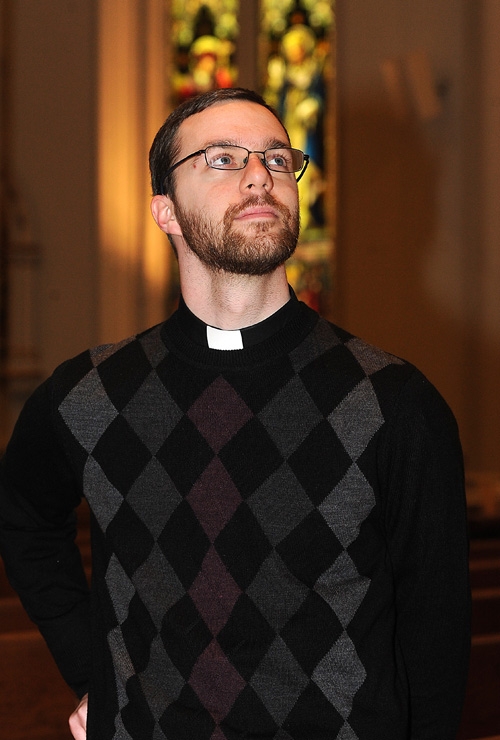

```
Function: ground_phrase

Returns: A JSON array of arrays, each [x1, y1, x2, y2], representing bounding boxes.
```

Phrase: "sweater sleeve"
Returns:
[[379, 369, 470, 740], [0, 378, 91, 698]]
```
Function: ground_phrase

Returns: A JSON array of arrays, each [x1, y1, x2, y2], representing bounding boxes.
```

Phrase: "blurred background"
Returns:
[[0, 1, 499, 738]]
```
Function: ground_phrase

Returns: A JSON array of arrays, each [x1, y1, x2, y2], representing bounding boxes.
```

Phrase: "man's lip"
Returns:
[[234, 206, 279, 220]]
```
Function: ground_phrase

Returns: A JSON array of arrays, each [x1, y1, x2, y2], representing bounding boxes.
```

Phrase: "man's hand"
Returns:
[[69, 693, 88, 739]]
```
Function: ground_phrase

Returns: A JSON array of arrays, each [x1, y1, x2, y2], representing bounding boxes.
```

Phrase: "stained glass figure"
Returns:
[[171, 1, 239, 104], [262, 0, 335, 316]]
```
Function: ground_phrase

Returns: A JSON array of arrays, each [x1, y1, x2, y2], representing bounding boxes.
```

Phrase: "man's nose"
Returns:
[[239, 152, 274, 191]]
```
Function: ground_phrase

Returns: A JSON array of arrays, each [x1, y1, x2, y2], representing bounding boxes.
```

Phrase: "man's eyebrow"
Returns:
[[200, 140, 237, 149], [266, 138, 291, 149], [200, 138, 291, 150]]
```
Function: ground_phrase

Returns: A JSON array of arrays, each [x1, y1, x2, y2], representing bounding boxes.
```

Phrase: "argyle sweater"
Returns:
[[0, 302, 470, 739]]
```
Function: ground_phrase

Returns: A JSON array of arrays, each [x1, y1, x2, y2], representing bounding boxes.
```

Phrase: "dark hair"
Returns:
[[149, 88, 286, 197]]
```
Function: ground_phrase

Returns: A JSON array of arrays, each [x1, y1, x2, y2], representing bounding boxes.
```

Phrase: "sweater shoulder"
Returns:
[[49, 323, 167, 407], [302, 316, 416, 384], [296, 317, 436, 425]]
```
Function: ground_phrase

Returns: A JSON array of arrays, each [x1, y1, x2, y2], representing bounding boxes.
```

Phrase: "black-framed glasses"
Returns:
[[166, 145, 310, 182]]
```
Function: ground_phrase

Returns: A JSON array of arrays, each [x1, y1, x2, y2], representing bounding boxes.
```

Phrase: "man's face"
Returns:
[[169, 101, 300, 276]]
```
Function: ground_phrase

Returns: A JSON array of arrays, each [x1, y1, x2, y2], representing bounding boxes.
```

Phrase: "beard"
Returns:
[[173, 192, 300, 276]]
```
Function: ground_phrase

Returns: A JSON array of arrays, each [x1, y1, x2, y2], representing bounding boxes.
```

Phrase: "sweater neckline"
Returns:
[[176, 286, 300, 350], [161, 299, 319, 370]]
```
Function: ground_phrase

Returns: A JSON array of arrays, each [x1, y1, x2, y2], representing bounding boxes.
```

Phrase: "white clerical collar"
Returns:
[[176, 287, 299, 350], [206, 325, 244, 350]]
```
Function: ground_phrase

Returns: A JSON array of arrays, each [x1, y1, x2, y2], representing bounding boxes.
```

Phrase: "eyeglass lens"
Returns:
[[205, 145, 304, 173]]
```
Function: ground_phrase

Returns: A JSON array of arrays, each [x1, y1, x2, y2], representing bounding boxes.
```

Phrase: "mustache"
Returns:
[[225, 193, 292, 221]]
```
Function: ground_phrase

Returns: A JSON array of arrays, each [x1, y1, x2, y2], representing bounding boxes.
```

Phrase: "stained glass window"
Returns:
[[166, 0, 336, 318], [171, 1, 240, 105], [261, 0, 335, 315]]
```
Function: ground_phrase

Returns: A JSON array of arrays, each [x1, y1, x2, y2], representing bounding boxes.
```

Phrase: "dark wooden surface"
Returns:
[[457, 538, 500, 740]]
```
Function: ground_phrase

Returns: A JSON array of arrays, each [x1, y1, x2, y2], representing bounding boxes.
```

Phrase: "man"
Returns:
[[0, 88, 470, 739]]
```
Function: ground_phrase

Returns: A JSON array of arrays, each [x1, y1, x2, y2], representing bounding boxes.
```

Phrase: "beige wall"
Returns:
[[8, 1, 98, 369], [97, 0, 169, 345], [3, 0, 499, 473], [336, 0, 500, 474], [474, 1, 500, 475], [5, 0, 168, 381]]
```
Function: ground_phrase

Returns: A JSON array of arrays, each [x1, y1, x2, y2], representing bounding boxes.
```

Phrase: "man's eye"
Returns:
[[267, 152, 291, 169], [209, 152, 237, 168]]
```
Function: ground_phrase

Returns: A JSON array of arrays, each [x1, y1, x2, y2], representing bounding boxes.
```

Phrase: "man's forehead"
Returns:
[[177, 100, 288, 151]]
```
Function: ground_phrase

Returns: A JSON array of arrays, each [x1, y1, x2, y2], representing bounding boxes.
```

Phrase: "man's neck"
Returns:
[[178, 261, 291, 330]]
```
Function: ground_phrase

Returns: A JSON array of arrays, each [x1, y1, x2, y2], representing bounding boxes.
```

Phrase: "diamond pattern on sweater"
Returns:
[[224, 686, 278, 737], [152, 725, 167, 740], [59, 367, 118, 452], [248, 464, 314, 546], [189, 639, 246, 721], [289, 317, 341, 371], [138, 634, 184, 720], [132, 544, 185, 630], [122, 372, 183, 455], [189, 547, 242, 635], [157, 500, 211, 590], [258, 376, 322, 457], [250, 637, 309, 724], [89, 335, 135, 367], [106, 500, 156, 575], [314, 551, 371, 629], [319, 464, 375, 548], [282, 682, 344, 739], [329, 379, 384, 461], [156, 417, 214, 495], [313, 632, 366, 720], [337, 722, 359, 739], [298, 345, 366, 417], [280, 593, 341, 675], [113, 715, 134, 740], [139, 327, 168, 368], [185, 438, 250, 731], [346, 336, 403, 376], [108, 624, 136, 684], [159, 684, 216, 739], [187, 457, 242, 542], [214, 500, 274, 584], [219, 418, 285, 498], [92, 415, 152, 492], [83, 456, 123, 532], [217, 594, 276, 681], [127, 458, 182, 539], [96, 339, 154, 413], [274, 729, 294, 740], [160, 596, 213, 681], [106, 553, 135, 625], [276, 510, 343, 586], [211, 727, 229, 740], [121, 594, 157, 672], [288, 420, 352, 505], [247, 551, 308, 631], [188, 376, 253, 453], [52, 316, 412, 739]]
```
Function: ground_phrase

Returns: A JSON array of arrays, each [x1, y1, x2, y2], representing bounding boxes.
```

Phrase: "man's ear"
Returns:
[[150, 195, 183, 236]]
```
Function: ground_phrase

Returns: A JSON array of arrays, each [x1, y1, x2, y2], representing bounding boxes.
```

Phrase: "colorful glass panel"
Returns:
[[261, 0, 335, 316], [171, 0, 240, 104]]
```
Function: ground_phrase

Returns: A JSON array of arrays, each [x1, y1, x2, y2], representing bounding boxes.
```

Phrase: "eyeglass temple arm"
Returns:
[[296, 154, 310, 183]]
